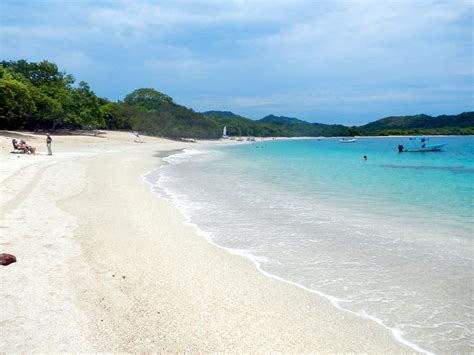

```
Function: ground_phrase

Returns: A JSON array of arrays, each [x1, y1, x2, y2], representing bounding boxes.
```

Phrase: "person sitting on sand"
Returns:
[[12, 139, 20, 149], [19, 139, 36, 154], [12, 139, 28, 154]]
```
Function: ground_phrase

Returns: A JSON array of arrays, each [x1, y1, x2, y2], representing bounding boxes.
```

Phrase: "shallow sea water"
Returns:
[[146, 137, 473, 353]]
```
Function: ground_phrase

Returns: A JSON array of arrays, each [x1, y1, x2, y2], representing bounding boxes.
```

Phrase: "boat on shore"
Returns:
[[339, 138, 357, 143], [398, 137, 446, 152]]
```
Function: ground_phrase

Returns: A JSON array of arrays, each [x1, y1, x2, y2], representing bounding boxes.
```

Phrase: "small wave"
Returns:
[[162, 148, 207, 165], [141, 150, 434, 354], [163, 147, 225, 166]]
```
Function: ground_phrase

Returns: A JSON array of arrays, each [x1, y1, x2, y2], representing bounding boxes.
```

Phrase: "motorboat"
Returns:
[[398, 137, 445, 152], [339, 138, 357, 143]]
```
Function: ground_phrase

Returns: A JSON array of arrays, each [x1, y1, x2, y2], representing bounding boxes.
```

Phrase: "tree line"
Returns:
[[1, 60, 472, 138], [1, 60, 105, 131], [0, 60, 265, 138]]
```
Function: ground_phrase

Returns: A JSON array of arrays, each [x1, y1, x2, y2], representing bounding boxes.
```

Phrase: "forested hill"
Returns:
[[202, 111, 239, 118], [349, 112, 474, 136], [259, 115, 308, 125], [202, 111, 351, 137], [256, 114, 351, 136], [356, 113, 474, 134], [1, 60, 472, 138]]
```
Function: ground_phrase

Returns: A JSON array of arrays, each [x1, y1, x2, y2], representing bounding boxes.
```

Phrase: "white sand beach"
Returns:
[[0, 131, 414, 352]]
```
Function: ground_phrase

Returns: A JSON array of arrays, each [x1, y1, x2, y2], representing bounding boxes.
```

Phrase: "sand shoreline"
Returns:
[[144, 144, 428, 354], [0, 131, 414, 352]]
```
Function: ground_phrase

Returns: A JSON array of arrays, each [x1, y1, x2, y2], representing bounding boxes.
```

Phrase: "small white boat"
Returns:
[[339, 138, 357, 143], [222, 125, 228, 139]]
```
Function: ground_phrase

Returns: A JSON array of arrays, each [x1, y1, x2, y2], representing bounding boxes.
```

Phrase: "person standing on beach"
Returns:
[[46, 133, 52, 155]]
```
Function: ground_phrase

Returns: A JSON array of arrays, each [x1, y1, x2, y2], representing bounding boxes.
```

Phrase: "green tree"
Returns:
[[0, 68, 36, 129], [0, 78, 35, 129], [99, 101, 131, 130], [124, 88, 174, 110], [1, 59, 74, 88], [29, 88, 63, 130], [73, 81, 104, 129]]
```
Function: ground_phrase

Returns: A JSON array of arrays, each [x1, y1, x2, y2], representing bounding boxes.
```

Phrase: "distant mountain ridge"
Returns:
[[203, 110, 474, 136], [204, 111, 351, 136], [258, 114, 308, 125], [202, 111, 241, 118], [3, 59, 472, 138], [358, 112, 474, 131]]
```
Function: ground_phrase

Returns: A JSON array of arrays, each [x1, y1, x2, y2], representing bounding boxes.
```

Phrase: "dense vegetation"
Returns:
[[1, 60, 473, 138], [0, 60, 105, 130], [352, 112, 474, 136], [202, 112, 351, 137], [258, 115, 351, 136]]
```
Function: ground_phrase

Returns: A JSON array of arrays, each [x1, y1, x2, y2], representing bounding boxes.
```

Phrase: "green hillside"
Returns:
[[259, 114, 308, 125], [360, 112, 474, 130], [1, 60, 472, 138], [354, 112, 474, 135], [257, 114, 351, 136]]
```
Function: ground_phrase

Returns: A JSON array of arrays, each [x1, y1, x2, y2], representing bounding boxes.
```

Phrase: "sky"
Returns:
[[1, 0, 472, 125]]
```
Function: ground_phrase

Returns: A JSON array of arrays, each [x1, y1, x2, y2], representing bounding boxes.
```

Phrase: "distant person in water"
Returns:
[[46, 133, 53, 155], [363, 155, 368, 161]]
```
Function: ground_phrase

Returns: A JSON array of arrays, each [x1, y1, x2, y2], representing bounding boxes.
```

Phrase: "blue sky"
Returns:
[[1, 0, 472, 124]]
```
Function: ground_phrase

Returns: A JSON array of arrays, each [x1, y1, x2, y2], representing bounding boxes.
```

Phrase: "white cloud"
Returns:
[[188, 82, 473, 114], [240, 0, 473, 75], [2, 0, 471, 121], [89, 0, 313, 30]]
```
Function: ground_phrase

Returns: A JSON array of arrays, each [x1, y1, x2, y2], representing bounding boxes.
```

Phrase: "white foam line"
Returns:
[[142, 149, 433, 355]]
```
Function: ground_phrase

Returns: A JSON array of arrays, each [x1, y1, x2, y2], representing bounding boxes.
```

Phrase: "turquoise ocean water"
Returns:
[[146, 137, 473, 353]]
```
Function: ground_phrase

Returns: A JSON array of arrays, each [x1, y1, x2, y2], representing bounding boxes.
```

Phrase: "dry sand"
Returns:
[[0, 130, 414, 352]]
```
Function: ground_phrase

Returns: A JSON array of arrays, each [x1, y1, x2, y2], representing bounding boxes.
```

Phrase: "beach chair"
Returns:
[[11, 139, 26, 154]]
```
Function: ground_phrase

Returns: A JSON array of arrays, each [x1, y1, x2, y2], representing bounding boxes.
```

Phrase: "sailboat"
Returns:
[[222, 125, 228, 139], [398, 137, 445, 152]]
